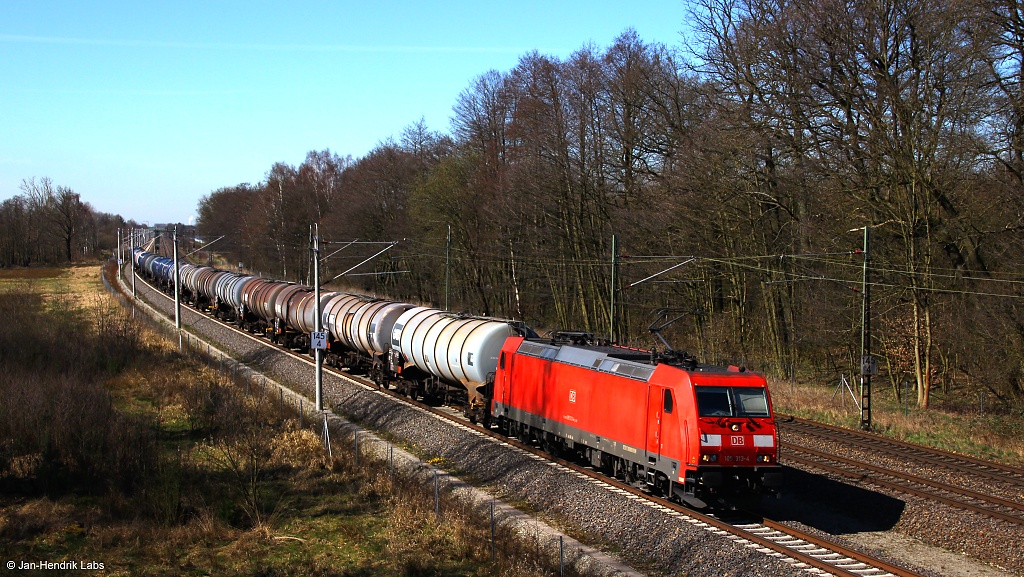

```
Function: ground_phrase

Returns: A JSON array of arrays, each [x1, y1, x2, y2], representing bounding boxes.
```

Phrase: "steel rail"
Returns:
[[783, 442, 1024, 515], [782, 444, 1024, 526], [779, 415, 1024, 487]]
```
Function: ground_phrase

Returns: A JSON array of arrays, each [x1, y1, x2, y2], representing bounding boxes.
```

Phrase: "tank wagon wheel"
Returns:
[[399, 379, 413, 398], [369, 365, 384, 389]]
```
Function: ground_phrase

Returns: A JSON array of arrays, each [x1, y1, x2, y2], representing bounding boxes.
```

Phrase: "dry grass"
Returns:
[[0, 263, 594, 577], [0, 262, 109, 315], [268, 429, 331, 470], [0, 267, 65, 280], [0, 499, 78, 541]]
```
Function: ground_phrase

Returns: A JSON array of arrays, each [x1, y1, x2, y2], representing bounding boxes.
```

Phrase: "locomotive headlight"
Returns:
[[730, 423, 741, 432], [757, 454, 772, 463], [700, 454, 718, 463]]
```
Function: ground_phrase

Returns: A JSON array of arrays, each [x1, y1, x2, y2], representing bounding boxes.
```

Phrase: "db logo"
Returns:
[[731, 435, 745, 446], [569, 389, 577, 403]]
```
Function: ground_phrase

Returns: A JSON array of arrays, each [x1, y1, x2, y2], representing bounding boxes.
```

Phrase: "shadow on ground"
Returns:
[[754, 465, 906, 534]]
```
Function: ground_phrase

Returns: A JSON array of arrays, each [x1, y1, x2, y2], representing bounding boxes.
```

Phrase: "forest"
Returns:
[[0, 176, 135, 266], [204, 0, 1021, 411]]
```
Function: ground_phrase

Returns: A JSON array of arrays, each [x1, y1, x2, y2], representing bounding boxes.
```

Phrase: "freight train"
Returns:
[[131, 247, 782, 506]]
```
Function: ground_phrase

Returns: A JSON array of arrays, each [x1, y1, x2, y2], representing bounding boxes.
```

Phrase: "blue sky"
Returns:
[[1, 1, 690, 225]]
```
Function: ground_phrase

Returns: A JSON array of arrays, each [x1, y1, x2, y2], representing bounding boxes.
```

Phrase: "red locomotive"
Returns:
[[490, 334, 783, 507]]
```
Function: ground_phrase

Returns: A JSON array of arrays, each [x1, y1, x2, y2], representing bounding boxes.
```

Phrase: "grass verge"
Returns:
[[0, 262, 594, 577], [769, 376, 1024, 466]]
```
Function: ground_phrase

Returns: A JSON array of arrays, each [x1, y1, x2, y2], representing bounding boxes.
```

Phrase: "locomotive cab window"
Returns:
[[499, 352, 506, 370], [734, 387, 769, 417], [663, 389, 674, 414], [695, 386, 769, 418], [695, 387, 731, 416], [696, 385, 770, 418]]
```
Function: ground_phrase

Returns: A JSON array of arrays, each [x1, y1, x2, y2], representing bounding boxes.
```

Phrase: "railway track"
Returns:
[[781, 441, 1024, 526], [119, 262, 929, 577], [779, 416, 1024, 489]]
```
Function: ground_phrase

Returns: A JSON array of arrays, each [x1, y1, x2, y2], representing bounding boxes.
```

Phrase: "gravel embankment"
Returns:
[[783, 428, 1024, 506], [770, 429, 1024, 575]]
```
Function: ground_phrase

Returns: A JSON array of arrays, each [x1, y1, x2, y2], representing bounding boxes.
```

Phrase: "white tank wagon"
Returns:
[[289, 290, 338, 335], [321, 293, 367, 350], [209, 272, 250, 319], [218, 274, 258, 320], [358, 301, 415, 356], [320, 294, 402, 370], [177, 263, 205, 303], [346, 300, 416, 382], [389, 306, 535, 421]]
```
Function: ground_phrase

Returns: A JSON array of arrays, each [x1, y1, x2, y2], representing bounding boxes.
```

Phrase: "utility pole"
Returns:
[[173, 226, 181, 333], [859, 226, 873, 431], [117, 228, 122, 281], [609, 234, 618, 343], [313, 224, 324, 412], [130, 227, 136, 298], [445, 224, 451, 310]]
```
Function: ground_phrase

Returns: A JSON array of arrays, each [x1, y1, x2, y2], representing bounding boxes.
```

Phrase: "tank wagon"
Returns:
[[491, 334, 783, 506], [321, 293, 411, 374], [388, 307, 534, 419], [129, 249, 534, 419], [178, 264, 217, 307], [210, 271, 255, 320], [129, 249, 781, 504]]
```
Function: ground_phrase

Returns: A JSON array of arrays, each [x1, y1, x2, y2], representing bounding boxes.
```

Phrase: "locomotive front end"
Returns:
[[687, 373, 783, 504]]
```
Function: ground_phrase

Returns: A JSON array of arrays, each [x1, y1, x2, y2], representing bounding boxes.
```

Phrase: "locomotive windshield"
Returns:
[[695, 386, 770, 418]]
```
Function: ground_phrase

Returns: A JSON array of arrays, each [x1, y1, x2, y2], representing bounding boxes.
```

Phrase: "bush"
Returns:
[[0, 286, 155, 496]]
